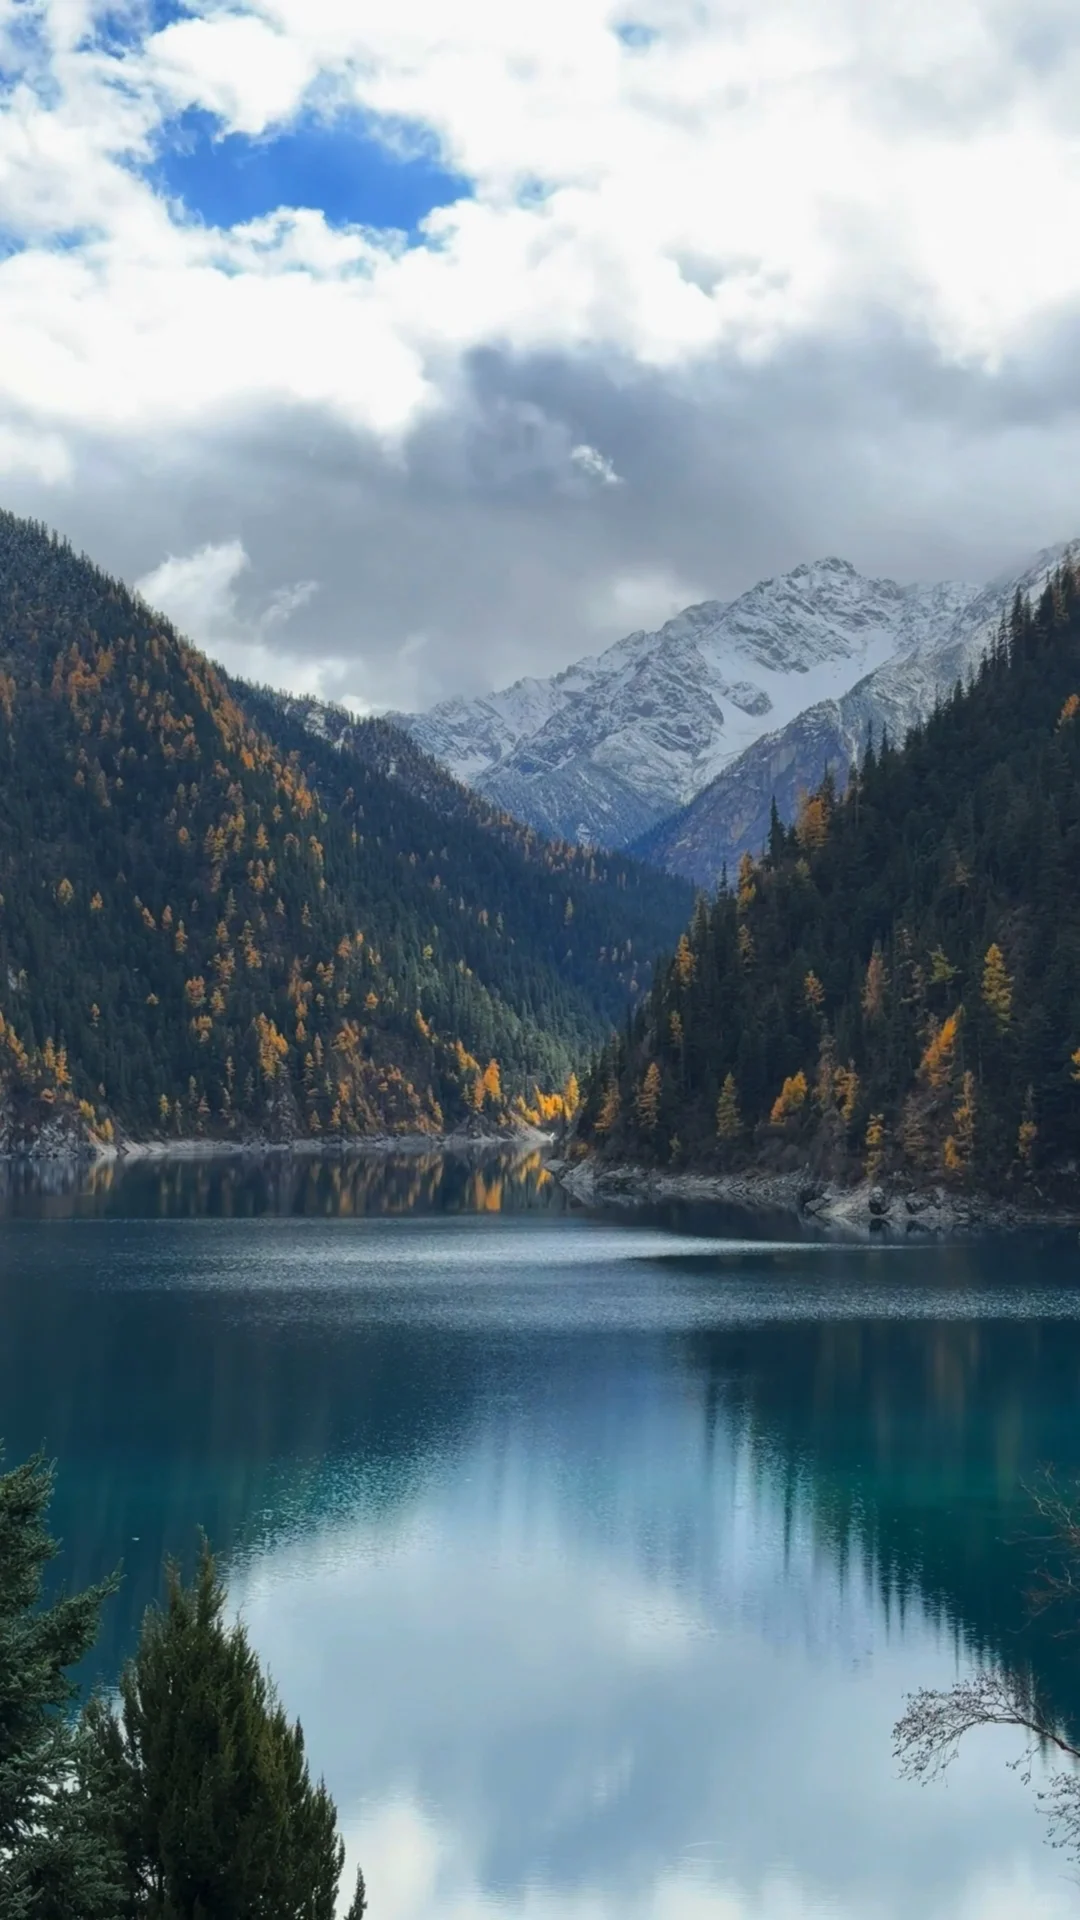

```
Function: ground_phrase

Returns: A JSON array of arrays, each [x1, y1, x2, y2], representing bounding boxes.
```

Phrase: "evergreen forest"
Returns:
[[0, 512, 691, 1148], [577, 563, 1080, 1194]]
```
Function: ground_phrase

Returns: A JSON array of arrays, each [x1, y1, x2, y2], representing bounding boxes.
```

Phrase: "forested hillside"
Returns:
[[577, 564, 1080, 1193], [0, 512, 691, 1150]]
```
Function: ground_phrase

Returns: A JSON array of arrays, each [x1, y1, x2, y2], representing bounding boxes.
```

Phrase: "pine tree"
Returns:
[[0, 1451, 123, 1920], [88, 1545, 359, 1920]]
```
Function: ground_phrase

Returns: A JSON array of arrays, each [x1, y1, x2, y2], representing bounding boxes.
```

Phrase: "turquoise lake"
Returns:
[[3, 1149, 1080, 1918]]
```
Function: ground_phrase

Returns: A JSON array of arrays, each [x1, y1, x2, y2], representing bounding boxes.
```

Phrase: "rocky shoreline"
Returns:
[[553, 1159, 1080, 1235], [0, 1116, 552, 1166]]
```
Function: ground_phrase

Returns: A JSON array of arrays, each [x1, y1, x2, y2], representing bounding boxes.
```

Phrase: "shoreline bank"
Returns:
[[554, 1159, 1080, 1235], [1, 1124, 554, 1167]]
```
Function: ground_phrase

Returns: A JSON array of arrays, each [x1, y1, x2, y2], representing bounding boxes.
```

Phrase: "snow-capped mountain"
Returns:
[[636, 543, 1073, 885], [396, 558, 982, 850]]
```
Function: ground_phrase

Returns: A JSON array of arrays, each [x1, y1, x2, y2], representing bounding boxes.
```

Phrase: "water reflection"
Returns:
[[0, 1145, 561, 1221], [2, 1183, 1080, 1916]]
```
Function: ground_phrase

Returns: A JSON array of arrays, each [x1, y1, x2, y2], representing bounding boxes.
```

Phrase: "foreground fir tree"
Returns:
[[0, 1450, 123, 1919], [1, 1446, 365, 1920], [87, 1546, 366, 1920]]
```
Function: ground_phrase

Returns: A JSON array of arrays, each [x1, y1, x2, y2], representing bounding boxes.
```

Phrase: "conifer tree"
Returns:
[[0, 1451, 123, 1920], [87, 1546, 362, 1920]]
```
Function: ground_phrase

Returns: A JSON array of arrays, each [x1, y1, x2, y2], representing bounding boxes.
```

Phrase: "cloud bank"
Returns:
[[3, 0, 1080, 706]]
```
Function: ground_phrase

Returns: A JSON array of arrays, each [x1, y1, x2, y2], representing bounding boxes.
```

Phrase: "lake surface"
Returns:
[[3, 1149, 1080, 1918]]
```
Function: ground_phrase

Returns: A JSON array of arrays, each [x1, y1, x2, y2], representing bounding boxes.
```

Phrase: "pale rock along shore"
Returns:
[[554, 1160, 1080, 1235], [2, 1117, 551, 1166]]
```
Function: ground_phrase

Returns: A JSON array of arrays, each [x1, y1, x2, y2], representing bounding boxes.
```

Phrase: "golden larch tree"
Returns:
[[861, 945, 888, 1021], [716, 1073, 741, 1142], [864, 1113, 886, 1179], [770, 1071, 808, 1126], [981, 943, 1013, 1030], [919, 1011, 961, 1091], [636, 1062, 662, 1132]]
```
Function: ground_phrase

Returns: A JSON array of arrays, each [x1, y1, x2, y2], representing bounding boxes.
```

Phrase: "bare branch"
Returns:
[[894, 1473, 1080, 1867], [894, 1668, 1080, 1782]]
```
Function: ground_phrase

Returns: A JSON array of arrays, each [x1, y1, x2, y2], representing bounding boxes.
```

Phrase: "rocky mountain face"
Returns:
[[396, 558, 982, 851], [636, 545, 1071, 885], [398, 545, 1074, 884]]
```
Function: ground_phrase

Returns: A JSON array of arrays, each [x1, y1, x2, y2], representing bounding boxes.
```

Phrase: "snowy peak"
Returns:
[[398, 554, 986, 849], [637, 539, 1080, 886]]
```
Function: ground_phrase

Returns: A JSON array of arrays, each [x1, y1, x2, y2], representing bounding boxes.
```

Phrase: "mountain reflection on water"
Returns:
[[1, 1152, 1079, 1918], [0, 1144, 561, 1221]]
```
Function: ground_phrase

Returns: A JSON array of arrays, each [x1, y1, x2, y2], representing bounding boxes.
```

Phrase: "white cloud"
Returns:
[[145, 15, 319, 135], [2, 0, 1080, 705], [135, 538, 334, 696], [590, 567, 711, 632], [136, 538, 252, 642], [2, 0, 1080, 461], [571, 443, 623, 486]]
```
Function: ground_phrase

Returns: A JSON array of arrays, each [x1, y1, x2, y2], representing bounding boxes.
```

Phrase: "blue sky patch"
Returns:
[[150, 109, 471, 237], [614, 22, 659, 50]]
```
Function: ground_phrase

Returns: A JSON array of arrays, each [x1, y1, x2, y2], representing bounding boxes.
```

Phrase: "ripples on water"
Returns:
[[1, 1148, 1079, 1920]]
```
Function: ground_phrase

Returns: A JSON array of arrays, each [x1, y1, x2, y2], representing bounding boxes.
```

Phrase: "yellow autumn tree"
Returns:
[[673, 934, 696, 986], [861, 944, 888, 1021], [804, 971, 826, 1015], [253, 1014, 288, 1081], [919, 1010, 961, 1091], [595, 1081, 620, 1134], [562, 1071, 581, 1120], [834, 1064, 860, 1125], [770, 1071, 808, 1126], [864, 1113, 886, 1179], [796, 791, 829, 851], [736, 852, 756, 914], [1017, 1085, 1037, 1170], [636, 1062, 662, 1131], [981, 943, 1013, 1029], [715, 1072, 741, 1141], [480, 1059, 502, 1107], [943, 1070, 976, 1176]]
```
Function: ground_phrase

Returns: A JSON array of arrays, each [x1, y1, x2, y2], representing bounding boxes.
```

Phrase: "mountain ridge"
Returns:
[[0, 510, 691, 1152], [394, 545, 1076, 877], [574, 555, 1080, 1196], [638, 543, 1075, 884], [395, 555, 984, 850]]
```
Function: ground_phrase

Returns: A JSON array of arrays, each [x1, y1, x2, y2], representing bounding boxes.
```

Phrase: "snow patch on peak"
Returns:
[[397, 552, 1001, 850]]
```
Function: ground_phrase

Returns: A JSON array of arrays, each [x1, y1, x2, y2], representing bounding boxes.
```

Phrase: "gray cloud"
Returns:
[[9, 304, 1080, 713]]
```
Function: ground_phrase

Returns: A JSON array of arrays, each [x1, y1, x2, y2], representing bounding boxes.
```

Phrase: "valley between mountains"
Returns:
[[4, 505, 1080, 1215]]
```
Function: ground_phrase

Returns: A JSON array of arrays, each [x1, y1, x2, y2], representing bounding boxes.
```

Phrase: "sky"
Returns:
[[3, 1, 1080, 712]]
